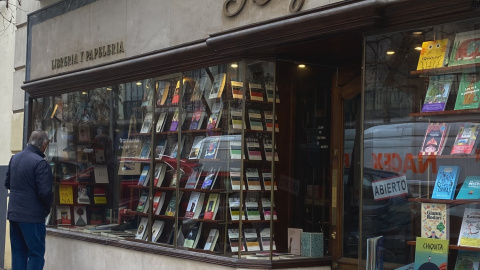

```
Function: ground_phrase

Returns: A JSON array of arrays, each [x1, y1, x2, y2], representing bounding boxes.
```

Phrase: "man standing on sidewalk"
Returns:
[[4, 130, 53, 270]]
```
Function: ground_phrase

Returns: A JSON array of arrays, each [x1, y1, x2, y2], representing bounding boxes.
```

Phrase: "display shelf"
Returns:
[[410, 63, 480, 76], [409, 108, 480, 117], [407, 241, 480, 251], [407, 198, 480, 205]]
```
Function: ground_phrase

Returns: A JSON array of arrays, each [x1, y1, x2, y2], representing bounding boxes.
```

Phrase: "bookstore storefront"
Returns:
[[19, 0, 480, 270]]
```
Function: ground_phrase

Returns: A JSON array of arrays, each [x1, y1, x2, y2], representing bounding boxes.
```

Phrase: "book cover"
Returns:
[[118, 139, 142, 175], [416, 38, 451, 70], [190, 76, 208, 102], [231, 81, 244, 99], [136, 190, 149, 213], [421, 203, 448, 240], [451, 123, 480, 155], [419, 123, 449, 156], [458, 208, 480, 247], [301, 232, 324, 258], [288, 228, 303, 255], [456, 176, 480, 199], [171, 81, 181, 105], [170, 137, 185, 158], [414, 237, 449, 270], [89, 207, 103, 225], [59, 184, 74, 204], [264, 111, 279, 132], [244, 228, 261, 251], [246, 168, 261, 191], [183, 222, 203, 249], [169, 109, 181, 132], [138, 165, 150, 186], [231, 108, 244, 130], [228, 229, 245, 252], [203, 193, 220, 220], [265, 84, 280, 103], [454, 250, 480, 270], [229, 140, 242, 160], [207, 102, 223, 130], [421, 75, 455, 112], [184, 191, 205, 219], [169, 169, 183, 188], [201, 166, 219, 190], [229, 196, 245, 221], [56, 206, 71, 225], [77, 185, 91, 204], [73, 206, 88, 226], [139, 137, 151, 159], [156, 111, 168, 133], [209, 73, 226, 99], [165, 192, 183, 216], [249, 83, 265, 101], [135, 217, 149, 240], [93, 186, 107, 204], [189, 106, 205, 130], [153, 163, 168, 187], [260, 228, 276, 251], [248, 109, 264, 131], [156, 81, 170, 107], [366, 235, 383, 269], [261, 198, 277, 220], [184, 165, 203, 189], [94, 165, 109, 184], [246, 136, 262, 161], [230, 167, 244, 190], [188, 136, 205, 159], [140, 112, 153, 133], [155, 139, 167, 159], [203, 137, 220, 159], [203, 229, 219, 251], [262, 172, 277, 191], [432, 165, 461, 200], [245, 193, 260, 220], [151, 220, 165, 242], [449, 30, 480, 67], [454, 73, 480, 110], [263, 136, 279, 162], [152, 191, 166, 215]]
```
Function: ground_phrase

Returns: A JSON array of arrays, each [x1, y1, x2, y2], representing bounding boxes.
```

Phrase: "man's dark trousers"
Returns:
[[10, 221, 46, 270]]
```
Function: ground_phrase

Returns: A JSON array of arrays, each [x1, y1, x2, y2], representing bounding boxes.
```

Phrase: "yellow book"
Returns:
[[416, 38, 451, 70], [59, 185, 74, 204]]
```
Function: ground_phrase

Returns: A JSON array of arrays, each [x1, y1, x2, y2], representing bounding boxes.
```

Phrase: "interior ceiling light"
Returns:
[[136, 81, 142, 86], [386, 51, 395, 55], [81, 91, 87, 95], [415, 46, 423, 51], [298, 64, 306, 68], [106, 87, 112, 91], [231, 63, 238, 68]]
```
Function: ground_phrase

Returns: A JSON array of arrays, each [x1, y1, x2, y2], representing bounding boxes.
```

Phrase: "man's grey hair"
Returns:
[[28, 130, 49, 148]]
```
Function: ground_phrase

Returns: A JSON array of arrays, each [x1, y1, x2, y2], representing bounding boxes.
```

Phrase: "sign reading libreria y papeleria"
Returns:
[[51, 41, 125, 70]]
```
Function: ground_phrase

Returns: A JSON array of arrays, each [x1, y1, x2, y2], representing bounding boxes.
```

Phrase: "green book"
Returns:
[[454, 73, 480, 110], [414, 237, 449, 270], [456, 176, 480, 199]]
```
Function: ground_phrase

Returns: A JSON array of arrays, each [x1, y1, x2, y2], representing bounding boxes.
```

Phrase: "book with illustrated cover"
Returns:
[[231, 108, 244, 129], [454, 250, 480, 270], [264, 111, 279, 132], [152, 191, 166, 215], [150, 220, 165, 242], [432, 166, 461, 200], [203, 229, 219, 251], [56, 206, 71, 225], [135, 217, 149, 240], [183, 222, 203, 249], [136, 189, 149, 213], [169, 170, 183, 187], [229, 140, 242, 160], [155, 139, 167, 159], [203, 137, 220, 159], [414, 237, 449, 270], [140, 113, 153, 133], [138, 165, 150, 186], [188, 136, 205, 159], [228, 229, 245, 252], [260, 228, 276, 251], [184, 165, 203, 189], [165, 191, 183, 216], [59, 185, 74, 204], [156, 111, 168, 133], [288, 228, 303, 255], [458, 208, 480, 247], [190, 76, 208, 102], [263, 136, 279, 162], [246, 168, 261, 191], [94, 165, 108, 184], [209, 73, 226, 99], [451, 123, 480, 155], [156, 81, 170, 107], [77, 185, 91, 204], [248, 109, 264, 131], [246, 136, 262, 161], [244, 229, 261, 251], [421, 75, 455, 112], [207, 102, 223, 130], [249, 83, 264, 101], [262, 172, 277, 191], [229, 196, 245, 220], [454, 73, 480, 110], [203, 193, 220, 220], [118, 139, 142, 175], [266, 84, 280, 103], [73, 206, 88, 226], [201, 166, 219, 190], [421, 203, 448, 240], [189, 106, 205, 130], [171, 81, 181, 105], [184, 191, 205, 219], [456, 176, 480, 199], [169, 109, 181, 132], [416, 38, 451, 70], [153, 163, 168, 187], [170, 137, 185, 158], [230, 167, 244, 190], [419, 123, 449, 155], [449, 30, 480, 67], [231, 81, 244, 99], [139, 137, 151, 159], [261, 198, 277, 220], [245, 193, 261, 220]]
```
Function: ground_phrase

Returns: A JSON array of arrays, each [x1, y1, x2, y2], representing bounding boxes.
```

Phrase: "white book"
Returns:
[[209, 73, 226, 99], [150, 220, 165, 242], [135, 217, 149, 240], [154, 163, 168, 187], [184, 165, 203, 189], [244, 228, 261, 251], [228, 229, 244, 252], [260, 228, 276, 251], [152, 191, 166, 216], [185, 192, 205, 219], [203, 229, 219, 251], [229, 197, 245, 220], [245, 194, 261, 221], [188, 136, 205, 160], [156, 112, 168, 132], [94, 165, 109, 184], [246, 168, 261, 191], [140, 113, 153, 133], [262, 172, 277, 191], [261, 198, 277, 220], [230, 167, 244, 191], [458, 208, 480, 247], [248, 109, 264, 131]]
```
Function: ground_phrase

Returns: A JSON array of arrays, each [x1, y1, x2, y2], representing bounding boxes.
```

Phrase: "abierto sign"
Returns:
[[371, 175, 408, 201]]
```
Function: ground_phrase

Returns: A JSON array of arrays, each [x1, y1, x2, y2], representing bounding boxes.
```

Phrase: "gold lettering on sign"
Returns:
[[289, 0, 304, 13], [223, 0, 303, 17], [51, 41, 125, 70], [223, 0, 246, 17]]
